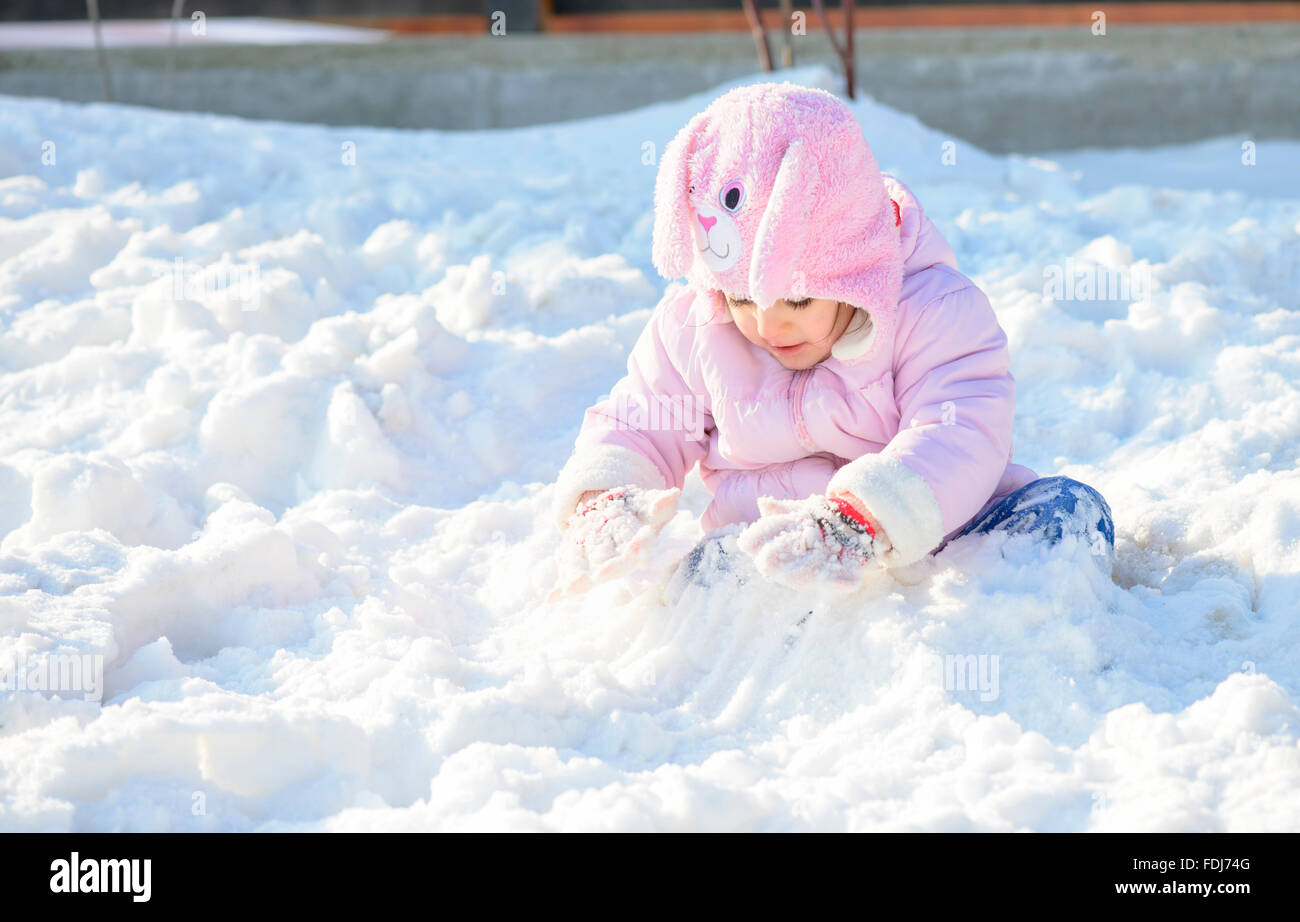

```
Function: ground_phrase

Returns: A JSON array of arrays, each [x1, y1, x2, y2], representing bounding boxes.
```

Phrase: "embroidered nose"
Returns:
[[698, 214, 717, 233]]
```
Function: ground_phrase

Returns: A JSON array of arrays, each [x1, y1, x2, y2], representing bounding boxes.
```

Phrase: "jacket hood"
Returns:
[[651, 82, 905, 363], [676, 171, 960, 365], [828, 173, 959, 363], [890, 174, 958, 279]]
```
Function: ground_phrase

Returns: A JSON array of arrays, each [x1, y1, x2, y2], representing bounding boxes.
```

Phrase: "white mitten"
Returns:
[[549, 485, 681, 601], [736, 493, 885, 590]]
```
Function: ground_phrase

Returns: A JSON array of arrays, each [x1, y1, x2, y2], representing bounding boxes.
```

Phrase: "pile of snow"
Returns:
[[0, 65, 1297, 830]]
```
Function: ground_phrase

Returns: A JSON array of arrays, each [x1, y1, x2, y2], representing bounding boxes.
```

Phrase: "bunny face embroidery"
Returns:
[[688, 178, 747, 274]]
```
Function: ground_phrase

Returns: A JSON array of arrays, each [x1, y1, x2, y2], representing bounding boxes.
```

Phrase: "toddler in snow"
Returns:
[[551, 82, 1114, 598]]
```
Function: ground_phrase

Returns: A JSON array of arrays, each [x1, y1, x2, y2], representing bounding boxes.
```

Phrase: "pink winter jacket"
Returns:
[[553, 175, 1038, 568]]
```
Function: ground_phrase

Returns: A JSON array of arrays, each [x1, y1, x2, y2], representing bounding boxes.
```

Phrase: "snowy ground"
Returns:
[[0, 65, 1297, 831], [0, 18, 391, 50]]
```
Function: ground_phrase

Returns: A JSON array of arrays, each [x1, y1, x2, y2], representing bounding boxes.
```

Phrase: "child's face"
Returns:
[[724, 294, 853, 370]]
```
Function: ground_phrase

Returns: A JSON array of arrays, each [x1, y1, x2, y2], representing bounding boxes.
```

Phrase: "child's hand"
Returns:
[[736, 493, 885, 590], [549, 485, 681, 601]]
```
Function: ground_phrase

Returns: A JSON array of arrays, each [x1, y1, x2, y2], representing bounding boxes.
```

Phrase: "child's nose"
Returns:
[[755, 309, 785, 338], [698, 215, 716, 233]]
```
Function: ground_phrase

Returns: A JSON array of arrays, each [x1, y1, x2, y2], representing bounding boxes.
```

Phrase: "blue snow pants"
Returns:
[[668, 475, 1114, 592], [937, 475, 1115, 558]]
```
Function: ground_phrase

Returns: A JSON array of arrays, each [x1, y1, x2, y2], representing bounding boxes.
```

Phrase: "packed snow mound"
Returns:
[[0, 65, 1298, 830]]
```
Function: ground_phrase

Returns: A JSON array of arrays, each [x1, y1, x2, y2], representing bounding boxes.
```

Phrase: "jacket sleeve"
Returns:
[[552, 288, 715, 529], [702, 455, 839, 531], [826, 283, 1015, 567]]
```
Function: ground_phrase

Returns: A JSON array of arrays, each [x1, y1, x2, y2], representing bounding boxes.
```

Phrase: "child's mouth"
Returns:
[[769, 342, 805, 356]]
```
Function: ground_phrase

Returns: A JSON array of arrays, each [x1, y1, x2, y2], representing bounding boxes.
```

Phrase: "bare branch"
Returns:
[[844, 0, 855, 98], [740, 0, 773, 72], [779, 0, 794, 69], [166, 0, 185, 108], [86, 0, 114, 102], [810, 0, 846, 59], [811, 0, 855, 98]]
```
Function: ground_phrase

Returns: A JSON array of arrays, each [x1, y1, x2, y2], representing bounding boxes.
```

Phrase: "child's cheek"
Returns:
[[812, 305, 837, 340]]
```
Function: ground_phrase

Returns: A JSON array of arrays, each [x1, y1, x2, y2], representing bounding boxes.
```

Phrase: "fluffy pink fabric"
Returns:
[[651, 81, 904, 364]]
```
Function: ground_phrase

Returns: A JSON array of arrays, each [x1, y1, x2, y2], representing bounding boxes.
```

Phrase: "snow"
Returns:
[[0, 64, 1298, 831], [0, 18, 391, 51]]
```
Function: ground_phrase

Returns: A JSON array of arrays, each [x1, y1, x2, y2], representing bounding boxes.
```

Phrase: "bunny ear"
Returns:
[[750, 137, 816, 310], [651, 112, 707, 281]]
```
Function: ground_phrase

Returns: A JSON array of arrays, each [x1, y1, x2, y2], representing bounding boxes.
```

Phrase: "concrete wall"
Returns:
[[2, 24, 1297, 151]]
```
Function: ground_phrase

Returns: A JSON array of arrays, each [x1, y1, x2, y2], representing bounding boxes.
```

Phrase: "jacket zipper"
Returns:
[[788, 368, 816, 452]]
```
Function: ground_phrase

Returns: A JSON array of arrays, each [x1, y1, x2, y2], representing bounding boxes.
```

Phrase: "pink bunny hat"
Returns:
[[651, 82, 903, 360]]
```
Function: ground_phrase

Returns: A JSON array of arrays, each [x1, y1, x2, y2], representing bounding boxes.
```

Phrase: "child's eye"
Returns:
[[727, 296, 810, 310]]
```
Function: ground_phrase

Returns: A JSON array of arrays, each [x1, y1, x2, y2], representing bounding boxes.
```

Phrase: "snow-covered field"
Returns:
[[0, 65, 1297, 831]]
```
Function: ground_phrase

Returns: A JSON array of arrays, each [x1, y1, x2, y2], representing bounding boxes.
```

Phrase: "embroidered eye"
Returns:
[[719, 180, 746, 213]]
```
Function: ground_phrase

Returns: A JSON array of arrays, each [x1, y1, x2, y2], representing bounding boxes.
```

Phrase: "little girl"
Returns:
[[551, 82, 1114, 598]]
